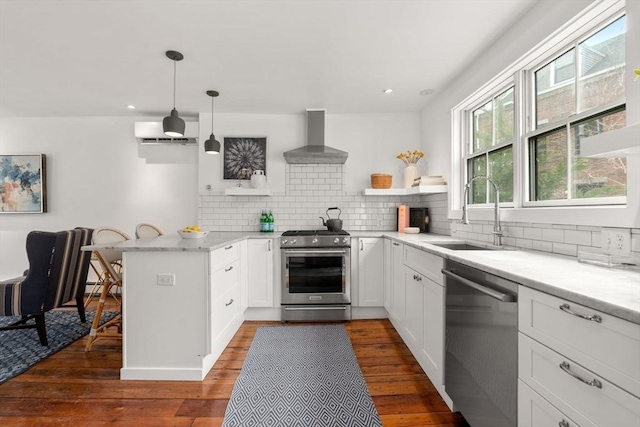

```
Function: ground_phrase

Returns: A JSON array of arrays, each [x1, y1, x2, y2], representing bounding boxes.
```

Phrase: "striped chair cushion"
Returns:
[[45, 228, 93, 311]]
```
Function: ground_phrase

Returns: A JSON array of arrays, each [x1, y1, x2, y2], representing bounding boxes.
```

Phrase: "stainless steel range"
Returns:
[[280, 230, 351, 321]]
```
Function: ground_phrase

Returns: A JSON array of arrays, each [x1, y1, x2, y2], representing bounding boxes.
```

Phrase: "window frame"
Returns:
[[450, 0, 633, 228]]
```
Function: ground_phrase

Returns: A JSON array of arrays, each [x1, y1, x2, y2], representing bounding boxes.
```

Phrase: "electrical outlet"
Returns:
[[601, 228, 631, 256], [157, 273, 175, 286]]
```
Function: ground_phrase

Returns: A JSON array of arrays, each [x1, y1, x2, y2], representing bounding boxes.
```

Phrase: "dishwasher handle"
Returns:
[[442, 268, 516, 302]]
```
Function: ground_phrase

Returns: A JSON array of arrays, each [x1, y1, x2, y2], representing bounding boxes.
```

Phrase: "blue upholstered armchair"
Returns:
[[0, 228, 93, 345]]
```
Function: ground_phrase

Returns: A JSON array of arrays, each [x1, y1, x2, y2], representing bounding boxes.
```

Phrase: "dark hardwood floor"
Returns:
[[0, 297, 468, 427]]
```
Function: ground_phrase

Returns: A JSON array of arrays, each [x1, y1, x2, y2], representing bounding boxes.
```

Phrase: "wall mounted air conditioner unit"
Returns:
[[134, 122, 199, 145]]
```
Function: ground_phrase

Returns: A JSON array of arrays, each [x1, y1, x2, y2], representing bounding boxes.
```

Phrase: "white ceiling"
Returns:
[[0, 0, 537, 118]]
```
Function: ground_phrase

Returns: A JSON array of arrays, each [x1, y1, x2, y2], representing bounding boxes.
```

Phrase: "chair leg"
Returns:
[[85, 279, 114, 351], [76, 295, 87, 323], [34, 313, 48, 346]]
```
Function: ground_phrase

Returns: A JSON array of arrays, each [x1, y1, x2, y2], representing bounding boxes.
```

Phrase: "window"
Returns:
[[529, 15, 627, 204], [467, 87, 515, 204], [456, 7, 627, 215]]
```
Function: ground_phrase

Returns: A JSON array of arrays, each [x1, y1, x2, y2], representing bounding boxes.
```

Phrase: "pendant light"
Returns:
[[204, 90, 221, 154], [163, 50, 185, 137]]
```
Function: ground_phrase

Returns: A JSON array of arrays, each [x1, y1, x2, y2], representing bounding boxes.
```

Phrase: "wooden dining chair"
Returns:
[[85, 227, 131, 351], [135, 223, 164, 239]]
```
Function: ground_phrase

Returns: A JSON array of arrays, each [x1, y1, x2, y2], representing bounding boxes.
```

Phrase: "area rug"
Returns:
[[222, 324, 382, 427], [0, 310, 118, 384]]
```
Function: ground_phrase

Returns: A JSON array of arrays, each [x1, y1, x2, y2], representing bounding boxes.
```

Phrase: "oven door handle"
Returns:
[[442, 268, 516, 302], [283, 250, 347, 256]]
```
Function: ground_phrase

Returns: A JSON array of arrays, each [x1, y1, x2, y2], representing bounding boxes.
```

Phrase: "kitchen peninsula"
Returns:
[[85, 231, 640, 383]]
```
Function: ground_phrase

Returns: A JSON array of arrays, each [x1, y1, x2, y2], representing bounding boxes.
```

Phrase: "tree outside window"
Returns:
[[530, 16, 627, 202], [468, 87, 514, 204]]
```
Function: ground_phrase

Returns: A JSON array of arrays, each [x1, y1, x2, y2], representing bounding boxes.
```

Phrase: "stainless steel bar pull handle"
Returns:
[[559, 303, 602, 323], [559, 361, 602, 389], [225, 245, 233, 250], [559, 420, 570, 427], [442, 269, 516, 302]]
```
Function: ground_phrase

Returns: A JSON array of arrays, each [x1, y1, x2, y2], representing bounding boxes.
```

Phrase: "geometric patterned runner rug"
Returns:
[[222, 324, 383, 427], [0, 309, 118, 384]]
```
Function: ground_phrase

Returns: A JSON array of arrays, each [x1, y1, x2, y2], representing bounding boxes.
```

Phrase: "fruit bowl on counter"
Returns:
[[178, 226, 209, 239]]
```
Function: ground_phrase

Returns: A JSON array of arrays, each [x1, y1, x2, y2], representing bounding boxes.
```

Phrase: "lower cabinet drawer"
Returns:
[[211, 259, 241, 295], [519, 286, 640, 397], [518, 380, 584, 427], [211, 285, 240, 342], [519, 333, 640, 427]]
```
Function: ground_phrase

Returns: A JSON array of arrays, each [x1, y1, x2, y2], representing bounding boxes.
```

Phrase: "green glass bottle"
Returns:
[[260, 210, 267, 232], [267, 210, 274, 232]]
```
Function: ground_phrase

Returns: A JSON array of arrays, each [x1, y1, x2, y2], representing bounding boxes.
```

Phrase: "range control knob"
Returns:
[[333, 238, 340, 244], [312, 238, 319, 245], [281, 238, 288, 245], [291, 239, 297, 245], [342, 237, 349, 243]]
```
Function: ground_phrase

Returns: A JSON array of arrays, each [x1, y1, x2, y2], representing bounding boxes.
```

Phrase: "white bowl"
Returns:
[[177, 230, 209, 239], [404, 227, 420, 234]]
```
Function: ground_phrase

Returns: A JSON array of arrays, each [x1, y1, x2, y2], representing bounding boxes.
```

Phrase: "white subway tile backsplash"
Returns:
[[552, 242, 577, 257], [564, 230, 591, 246], [523, 227, 542, 240], [199, 165, 638, 259], [542, 228, 564, 243]]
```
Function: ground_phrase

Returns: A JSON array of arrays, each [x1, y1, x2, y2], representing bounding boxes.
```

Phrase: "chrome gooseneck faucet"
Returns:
[[462, 176, 503, 247]]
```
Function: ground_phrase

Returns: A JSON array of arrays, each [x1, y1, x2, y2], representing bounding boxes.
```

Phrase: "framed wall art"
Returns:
[[223, 137, 267, 180], [0, 154, 47, 213]]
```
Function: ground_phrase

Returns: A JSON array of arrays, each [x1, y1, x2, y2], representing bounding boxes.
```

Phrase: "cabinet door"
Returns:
[[358, 238, 384, 307], [421, 276, 445, 386], [390, 241, 405, 324], [247, 239, 274, 307], [404, 268, 424, 351], [383, 239, 392, 313]]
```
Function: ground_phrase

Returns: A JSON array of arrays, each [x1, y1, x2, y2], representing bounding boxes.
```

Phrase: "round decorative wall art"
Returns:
[[223, 137, 267, 180]]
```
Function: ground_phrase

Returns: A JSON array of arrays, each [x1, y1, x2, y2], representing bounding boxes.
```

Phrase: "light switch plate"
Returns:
[[157, 273, 175, 286]]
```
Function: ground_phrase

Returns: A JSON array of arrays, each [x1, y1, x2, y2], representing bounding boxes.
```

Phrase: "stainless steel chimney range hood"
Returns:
[[283, 110, 348, 164]]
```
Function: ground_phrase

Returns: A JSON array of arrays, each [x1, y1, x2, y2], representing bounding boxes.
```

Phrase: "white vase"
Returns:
[[251, 170, 266, 188], [403, 164, 419, 188]]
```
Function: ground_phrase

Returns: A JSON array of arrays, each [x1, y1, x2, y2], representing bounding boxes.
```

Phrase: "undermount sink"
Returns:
[[429, 242, 503, 251]]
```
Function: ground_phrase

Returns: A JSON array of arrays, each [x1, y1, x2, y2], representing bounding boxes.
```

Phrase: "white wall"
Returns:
[[0, 117, 198, 278], [198, 112, 422, 193]]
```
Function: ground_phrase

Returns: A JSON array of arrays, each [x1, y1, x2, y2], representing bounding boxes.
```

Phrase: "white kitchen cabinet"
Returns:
[[404, 267, 423, 351], [420, 272, 445, 387], [389, 241, 405, 324], [383, 239, 392, 313], [209, 243, 243, 346], [357, 237, 384, 307], [246, 238, 274, 307], [518, 286, 640, 427], [519, 380, 582, 427], [403, 245, 446, 394], [120, 244, 244, 381]]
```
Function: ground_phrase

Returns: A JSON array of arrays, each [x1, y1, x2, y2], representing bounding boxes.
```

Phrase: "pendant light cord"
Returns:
[[211, 95, 215, 133], [173, 60, 177, 109]]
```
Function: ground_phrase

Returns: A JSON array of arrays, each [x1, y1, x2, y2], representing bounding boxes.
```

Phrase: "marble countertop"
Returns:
[[84, 229, 640, 324]]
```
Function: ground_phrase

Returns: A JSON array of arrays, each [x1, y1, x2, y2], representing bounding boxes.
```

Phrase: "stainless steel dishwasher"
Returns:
[[442, 260, 518, 427]]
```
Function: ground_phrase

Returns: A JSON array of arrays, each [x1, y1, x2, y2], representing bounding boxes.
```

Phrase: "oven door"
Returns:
[[282, 248, 351, 305]]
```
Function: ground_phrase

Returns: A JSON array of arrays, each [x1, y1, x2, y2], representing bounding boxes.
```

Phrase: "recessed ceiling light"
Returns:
[[419, 89, 435, 96], [382, 89, 393, 94], [127, 105, 136, 109]]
